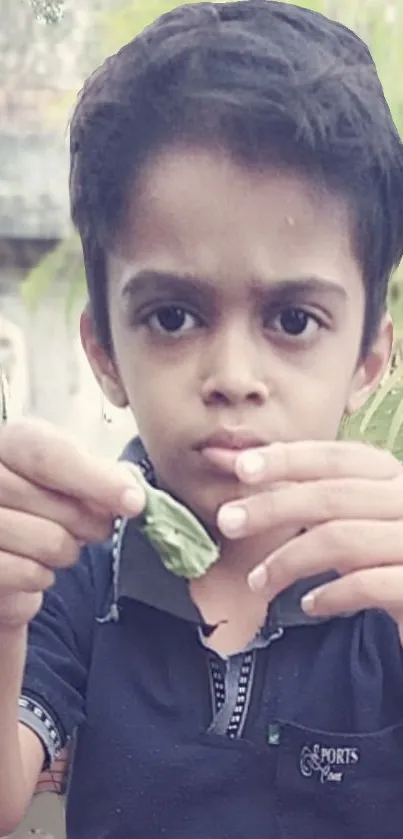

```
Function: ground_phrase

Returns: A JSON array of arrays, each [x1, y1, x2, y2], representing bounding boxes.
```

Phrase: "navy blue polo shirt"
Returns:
[[20, 438, 403, 838]]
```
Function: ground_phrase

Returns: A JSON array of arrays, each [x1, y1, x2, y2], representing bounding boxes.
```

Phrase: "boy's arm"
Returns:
[[0, 629, 44, 835], [0, 421, 145, 835], [0, 545, 104, 835]]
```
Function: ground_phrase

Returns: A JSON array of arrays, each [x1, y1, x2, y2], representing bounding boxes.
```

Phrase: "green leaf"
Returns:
[[341, 363, 403, 460], [360, 365, 403, 437], [386, 388, 403, 452], [137, 472, 220, 579]]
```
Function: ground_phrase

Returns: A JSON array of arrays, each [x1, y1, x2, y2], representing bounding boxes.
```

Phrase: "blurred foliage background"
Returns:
[[23, 0, 403, 457]]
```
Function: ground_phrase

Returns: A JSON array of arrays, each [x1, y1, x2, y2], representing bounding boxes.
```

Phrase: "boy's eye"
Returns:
[[271, 307, 321, 338], [146, 305, 200, 336]]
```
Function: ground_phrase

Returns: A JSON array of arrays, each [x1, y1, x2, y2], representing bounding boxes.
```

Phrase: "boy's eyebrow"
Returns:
[[120, 269, 348, 303]]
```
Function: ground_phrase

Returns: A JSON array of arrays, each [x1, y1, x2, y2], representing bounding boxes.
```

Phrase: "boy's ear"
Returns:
[[345, 313, 393, 416], [80, 306, 129, 409]]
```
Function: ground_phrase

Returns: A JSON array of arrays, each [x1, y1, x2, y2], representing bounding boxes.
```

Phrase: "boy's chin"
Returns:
[[176, 481, 251, 533], [156, 467, 260, 534]]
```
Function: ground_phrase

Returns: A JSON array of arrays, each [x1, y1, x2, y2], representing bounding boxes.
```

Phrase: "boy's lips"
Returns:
[[196, 428, 267, 471]]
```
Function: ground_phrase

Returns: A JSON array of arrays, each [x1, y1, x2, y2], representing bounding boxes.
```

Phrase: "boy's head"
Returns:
[[73, 1, 403, 526]]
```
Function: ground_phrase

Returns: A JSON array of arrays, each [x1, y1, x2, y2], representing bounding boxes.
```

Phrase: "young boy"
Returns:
[[2, 1, 403, 836]]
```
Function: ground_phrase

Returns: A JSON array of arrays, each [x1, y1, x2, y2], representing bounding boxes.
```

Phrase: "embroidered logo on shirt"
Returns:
[[299, 743, 360, 783]]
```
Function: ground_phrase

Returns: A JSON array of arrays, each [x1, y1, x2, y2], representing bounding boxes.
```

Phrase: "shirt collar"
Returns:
[[114, 437, 335, 631]]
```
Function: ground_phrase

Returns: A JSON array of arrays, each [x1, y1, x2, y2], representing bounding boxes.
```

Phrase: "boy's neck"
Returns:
[[217, 524, 299, 577], [189, 524, 299, 656]]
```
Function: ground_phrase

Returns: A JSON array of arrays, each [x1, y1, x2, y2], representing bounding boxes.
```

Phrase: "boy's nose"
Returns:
[[200, 333, 269, 407]]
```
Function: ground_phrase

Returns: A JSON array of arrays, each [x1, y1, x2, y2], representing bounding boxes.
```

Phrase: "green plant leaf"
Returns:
[[136, 471, 220, 578], [360, 365, 403, 436], [386, 387, 403, 452], [340, 363, 403, 459]]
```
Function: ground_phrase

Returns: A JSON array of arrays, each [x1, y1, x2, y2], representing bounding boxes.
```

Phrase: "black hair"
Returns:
[[70, 0, 403, 357]]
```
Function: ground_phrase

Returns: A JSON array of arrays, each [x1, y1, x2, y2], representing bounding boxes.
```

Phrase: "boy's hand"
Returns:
[[0, 419, 145, 629], [217, 441, 403, 636]]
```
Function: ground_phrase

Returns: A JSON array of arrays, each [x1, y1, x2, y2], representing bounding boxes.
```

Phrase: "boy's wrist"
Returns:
[[0, 624, 27, 650]]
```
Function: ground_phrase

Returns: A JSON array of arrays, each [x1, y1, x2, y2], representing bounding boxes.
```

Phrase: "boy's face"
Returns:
[[83, 147, 391, 528]]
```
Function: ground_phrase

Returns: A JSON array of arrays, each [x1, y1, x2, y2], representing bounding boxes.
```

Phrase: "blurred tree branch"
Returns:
[[29, 0, 64, 23]]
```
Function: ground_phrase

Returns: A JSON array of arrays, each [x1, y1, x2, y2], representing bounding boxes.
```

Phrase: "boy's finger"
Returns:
[[0, 508, 81, 569], [0, 463, 112, 542], [247, 519, 403, 597], [235, 440, 400, 485], [218, 476, 403, 539], [299, 566, 403, 620], [0, 420, 145, 516]]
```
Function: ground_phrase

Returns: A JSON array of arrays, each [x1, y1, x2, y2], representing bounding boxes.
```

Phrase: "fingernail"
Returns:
[[121, 486, 145, 515], [237, 451, 266, 477], [301, 591, 317, 614], [218, 505, 247, 536], [248, 564, 268, 591]]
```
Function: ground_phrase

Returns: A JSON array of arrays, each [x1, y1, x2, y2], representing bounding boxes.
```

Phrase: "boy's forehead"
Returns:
[[109, 146, 362, 305], [126, 145, 347, 227]]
